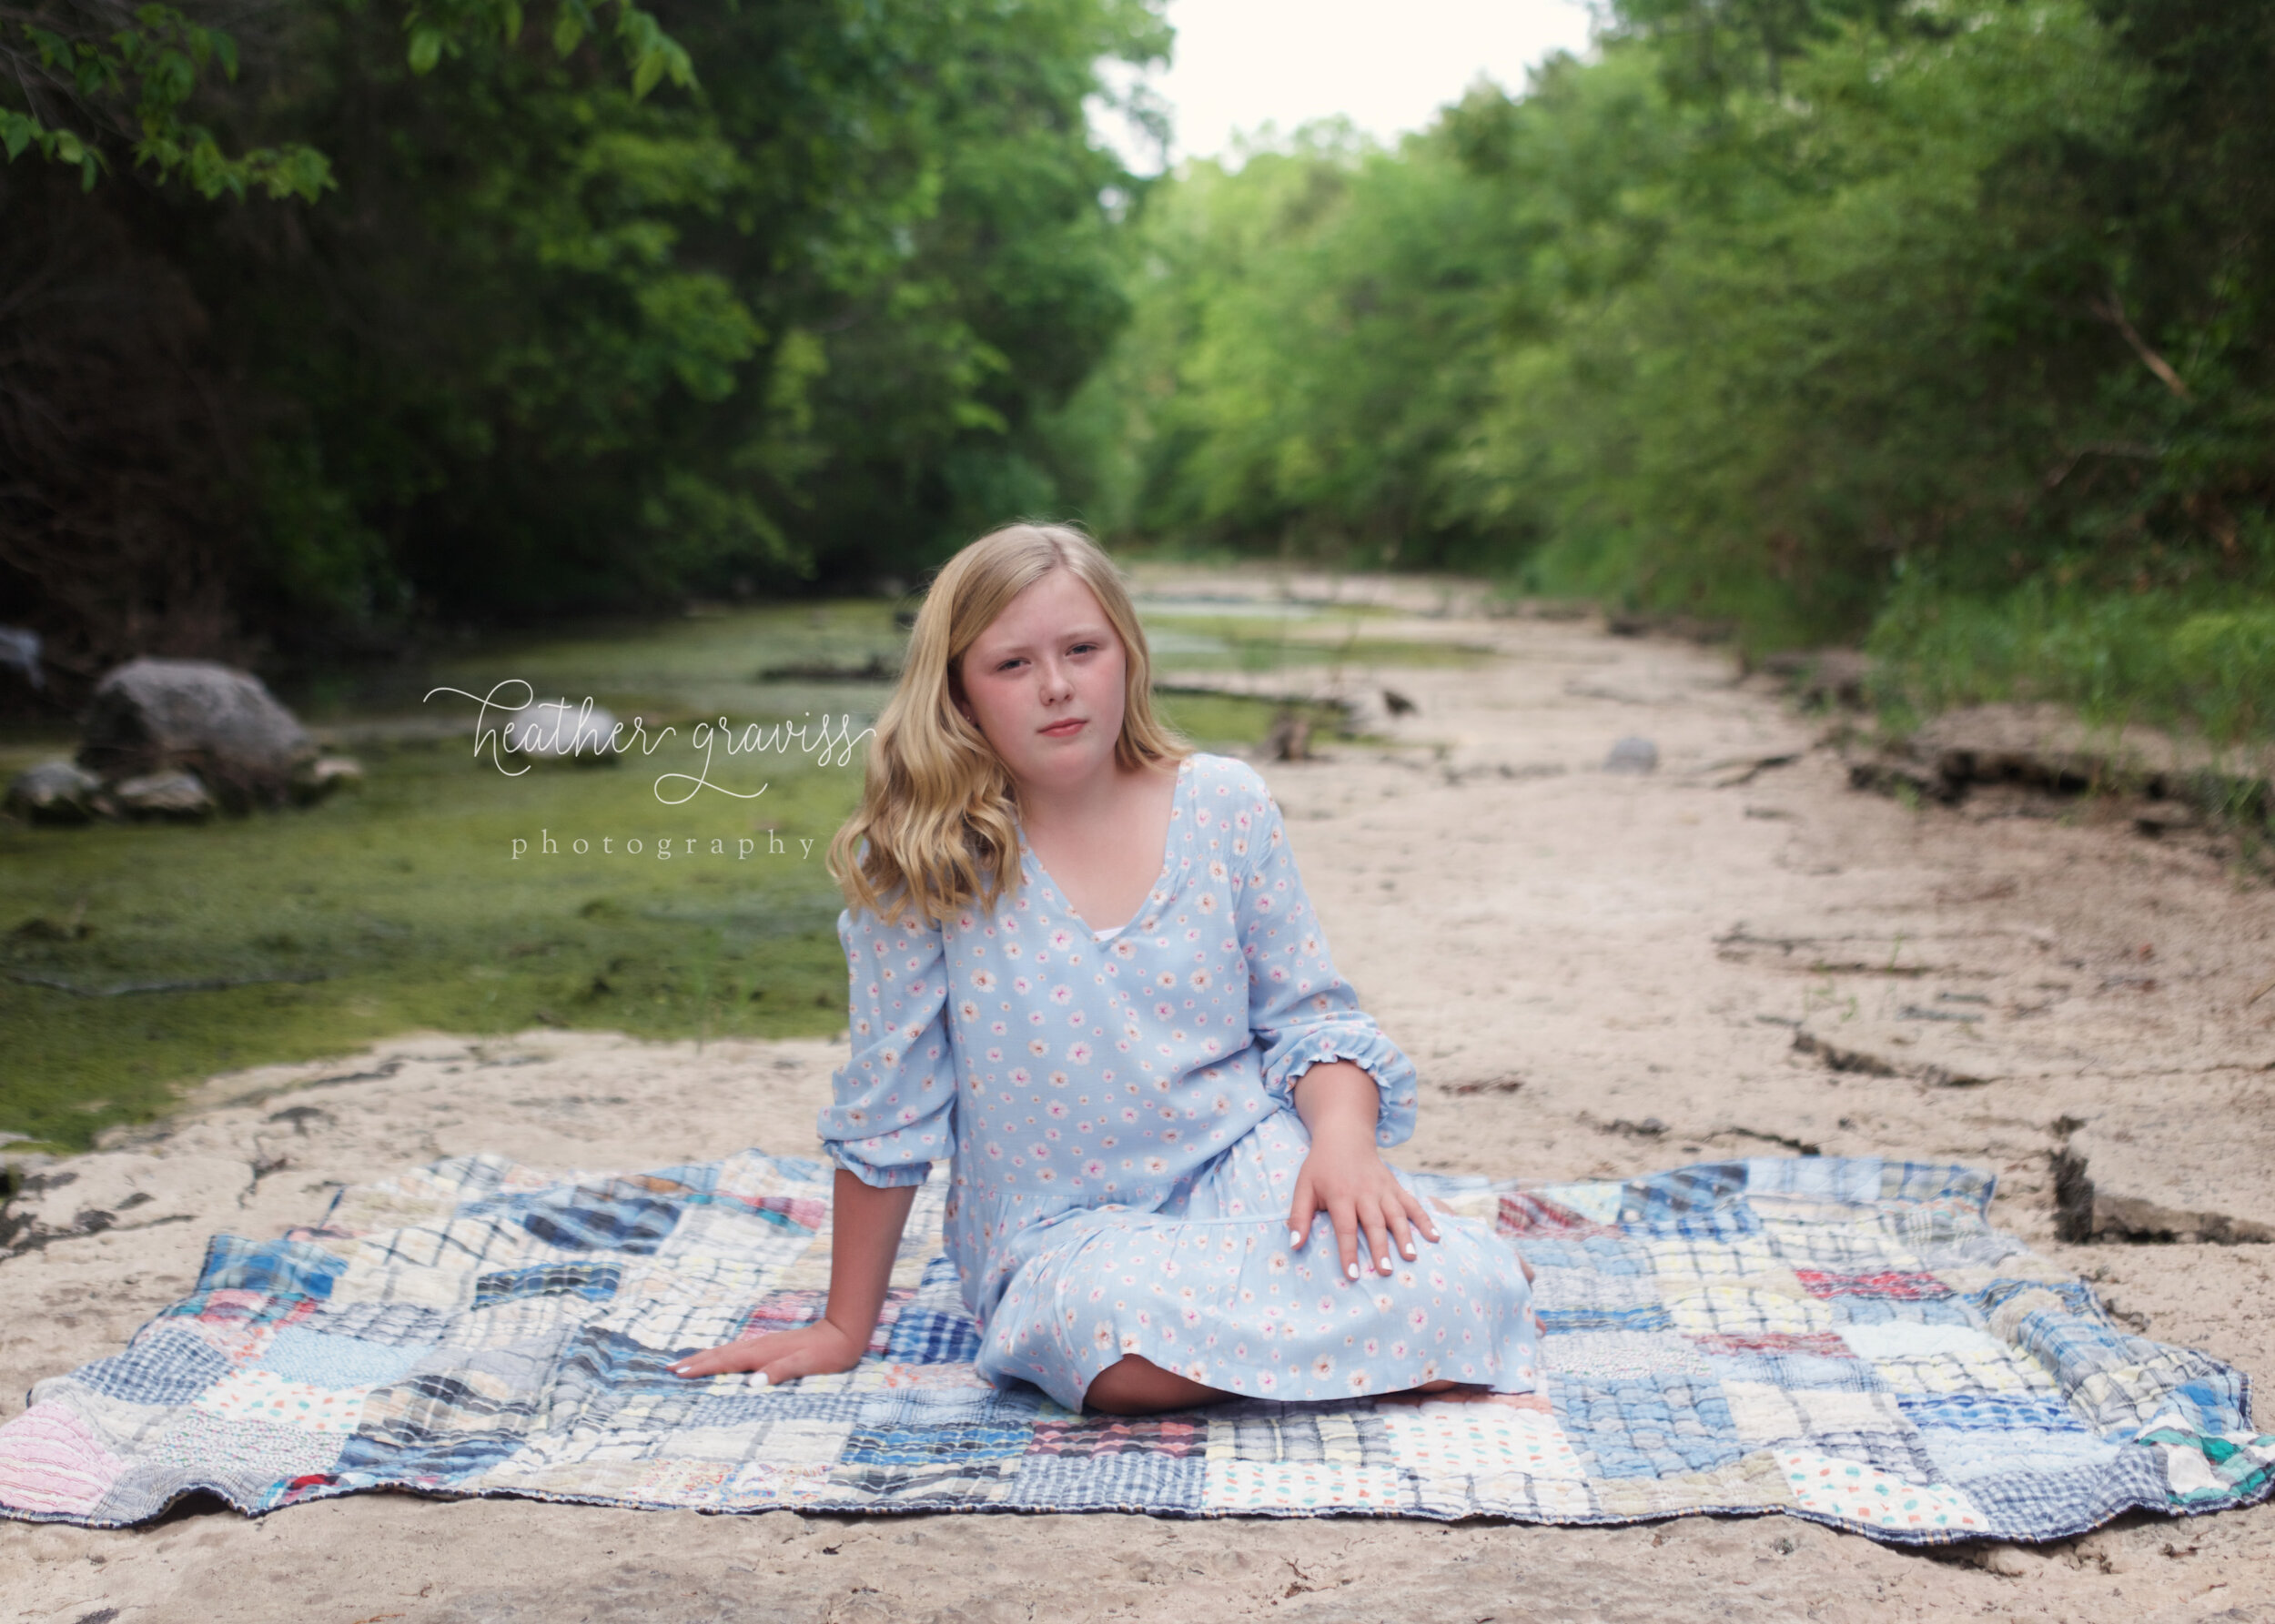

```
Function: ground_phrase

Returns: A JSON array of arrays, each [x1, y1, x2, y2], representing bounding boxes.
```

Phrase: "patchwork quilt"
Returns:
[[3, 1152, 2269, 1542]]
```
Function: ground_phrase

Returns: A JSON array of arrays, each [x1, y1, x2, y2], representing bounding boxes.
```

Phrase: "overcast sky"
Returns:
[[1096, 0, 1600, 171]]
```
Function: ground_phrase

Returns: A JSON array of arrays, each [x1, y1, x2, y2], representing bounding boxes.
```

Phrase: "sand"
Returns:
[[5, 571, 2272, 1621]]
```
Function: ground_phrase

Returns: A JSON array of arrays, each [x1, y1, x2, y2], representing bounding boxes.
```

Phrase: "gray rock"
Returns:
[[79, 659, 312, 811], [0, 626, 43, 690], [5, 759, 102, 824], [1605, 735, 1659, 773], [111, 770, 216, 822], [507, 700, 620, 762]]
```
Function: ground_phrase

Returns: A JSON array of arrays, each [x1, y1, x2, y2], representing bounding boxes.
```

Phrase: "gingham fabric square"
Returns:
[[72, 1328, 232, 1407], [1724, 1381, 1909, 1444], [1554, 1374, 1743, 1478], [1663, 1283, 1840, 1338]]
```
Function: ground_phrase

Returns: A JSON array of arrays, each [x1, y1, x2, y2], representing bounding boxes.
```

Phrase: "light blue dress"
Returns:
[[816, 751, 1537, 1409]]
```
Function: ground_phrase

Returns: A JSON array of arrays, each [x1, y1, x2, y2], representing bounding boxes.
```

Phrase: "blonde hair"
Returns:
[[830, 522, 1188, 925]]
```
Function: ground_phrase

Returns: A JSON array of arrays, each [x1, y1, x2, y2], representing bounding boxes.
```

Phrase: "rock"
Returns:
[[0, 625, 43, 691], [5, 760, 103, 824], [291, 755, 366, 803], [1604, 736, 1659, 773], [111, 771, 215, 822], [78, 659, 312, 812], [506, 701, 620, 762], [1381, 687, 1418, 718]]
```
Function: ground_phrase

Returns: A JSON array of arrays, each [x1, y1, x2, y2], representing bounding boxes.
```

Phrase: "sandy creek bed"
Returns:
[[5, 573, 2272, 1621]]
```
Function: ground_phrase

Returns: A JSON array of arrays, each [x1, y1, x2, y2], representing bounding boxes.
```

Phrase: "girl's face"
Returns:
[[955, 568, 1128, 795]]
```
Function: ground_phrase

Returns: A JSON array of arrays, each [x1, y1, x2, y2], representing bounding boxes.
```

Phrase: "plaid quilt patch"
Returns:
[[4, 1152, 2269, 1543]]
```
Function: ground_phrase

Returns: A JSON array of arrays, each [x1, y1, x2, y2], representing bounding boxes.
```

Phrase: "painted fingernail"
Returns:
[[752, 1372, 770, 1387], [1289, 1229, 1303, 1248], [1346, 1262, 1360, 1279], [1401, 1244, 1416, 1258]]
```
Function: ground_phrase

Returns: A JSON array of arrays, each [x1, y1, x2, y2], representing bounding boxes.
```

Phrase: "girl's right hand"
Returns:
[[669, 1318, 869, 1384]]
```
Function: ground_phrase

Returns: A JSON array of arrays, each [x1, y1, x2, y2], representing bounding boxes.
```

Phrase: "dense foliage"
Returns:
[[8, 0, 2272, 741], [1094, 0, 2275, 739], [1, 0, 1165, 686]]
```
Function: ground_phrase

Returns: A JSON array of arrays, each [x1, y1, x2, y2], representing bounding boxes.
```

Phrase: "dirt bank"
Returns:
[[5, 571, 2271, 1621]]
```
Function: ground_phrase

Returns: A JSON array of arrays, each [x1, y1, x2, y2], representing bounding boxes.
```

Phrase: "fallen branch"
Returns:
[[2088, 288, 2192, 400], [1792, 1029, 1990, 1088], [1709, 751, 1802, 788], [1724, 1125, 1822, 1156]]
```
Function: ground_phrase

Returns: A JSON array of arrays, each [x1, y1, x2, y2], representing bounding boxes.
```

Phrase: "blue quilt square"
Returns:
[[73, 1326, 232, 1406], [190, 1234, 347, 1300], [1553, 1373, 1744, 1479], [1010, 1451, 1206, 1510], [1538, 1303, 1674, 1335], [1959, 1449, 2168, 1539], [507, 1181, 684, 1255], [841, 1417, 1034, 1468], [1518, 1235, 1655, 1277], [258, 1326, 429, 1389], [885, 1308, 983, 1365], [308, 1302, 453, 1346], [335, 1427, 523, 1486], [1619, 1163, 1749, 1222], [471, 1261, 623, 1310]]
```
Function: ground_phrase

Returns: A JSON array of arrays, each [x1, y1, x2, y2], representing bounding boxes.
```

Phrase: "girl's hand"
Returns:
[[1289, 1122, 1441, 1280], [668, 1169, 916, 1384], [669, 1317, 868, 1383]]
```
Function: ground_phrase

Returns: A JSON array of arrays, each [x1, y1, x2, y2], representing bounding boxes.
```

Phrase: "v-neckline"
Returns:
[[1020, 755, 1193, 940]]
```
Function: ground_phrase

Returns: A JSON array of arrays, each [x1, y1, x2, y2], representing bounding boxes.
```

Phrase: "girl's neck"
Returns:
[[1015, 753, 1183, 933], [1015, 753, 1147, 841]]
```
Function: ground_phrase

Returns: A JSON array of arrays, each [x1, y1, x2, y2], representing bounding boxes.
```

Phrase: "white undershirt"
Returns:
[[1091, 923, 1126, 943]]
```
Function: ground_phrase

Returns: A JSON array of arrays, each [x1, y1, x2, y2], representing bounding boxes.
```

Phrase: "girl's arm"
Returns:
[[1287, 1059, 1441, 1284], [674, 899, 955, 1381], [670, 1169, 915, 1381], [1232, 767, 1432, 1278]]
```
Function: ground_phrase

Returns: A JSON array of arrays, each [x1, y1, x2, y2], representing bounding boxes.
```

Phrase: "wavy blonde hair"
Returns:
[[830, 522, 1188, 925]]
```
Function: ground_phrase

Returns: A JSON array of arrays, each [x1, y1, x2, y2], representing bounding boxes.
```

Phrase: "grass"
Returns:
[[1, 601, 1329, 1153], [1142, 613, 1491, 677], [1867, 580, 2275, 750]]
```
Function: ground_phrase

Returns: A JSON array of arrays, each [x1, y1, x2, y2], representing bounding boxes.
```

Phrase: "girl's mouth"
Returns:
[[1038, 718, 1087, 737]]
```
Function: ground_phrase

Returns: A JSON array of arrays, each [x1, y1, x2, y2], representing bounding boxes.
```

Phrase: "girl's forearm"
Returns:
[[823, 1167, 919, 1346], [1291, 1059, 1380, 1144]]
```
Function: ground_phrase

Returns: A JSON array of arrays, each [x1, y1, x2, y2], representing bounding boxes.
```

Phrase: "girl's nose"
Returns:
[[1036, 660, 1075, 703]]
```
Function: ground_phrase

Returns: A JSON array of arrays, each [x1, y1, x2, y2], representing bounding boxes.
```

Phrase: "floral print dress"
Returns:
[[815, 751, 1537, 1409]]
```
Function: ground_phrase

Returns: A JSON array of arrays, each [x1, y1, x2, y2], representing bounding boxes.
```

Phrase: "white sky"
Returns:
[[1096, 0, 1601, 172]]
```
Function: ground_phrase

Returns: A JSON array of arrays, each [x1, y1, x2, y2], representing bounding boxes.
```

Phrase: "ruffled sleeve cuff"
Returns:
[[824, 1142, 935, 1189], [1260, 1021, 1420, 1148]]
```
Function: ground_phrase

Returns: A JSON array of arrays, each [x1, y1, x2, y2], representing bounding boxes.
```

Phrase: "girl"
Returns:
[[671, 524, 1536, 1415]]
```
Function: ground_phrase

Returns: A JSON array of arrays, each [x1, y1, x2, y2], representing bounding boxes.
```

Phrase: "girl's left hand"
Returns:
[[1288, 1124, 1441, 1280]]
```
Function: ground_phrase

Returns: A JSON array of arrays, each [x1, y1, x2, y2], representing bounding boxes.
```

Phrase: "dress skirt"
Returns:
[[974, 1108, 1539, 1410]]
